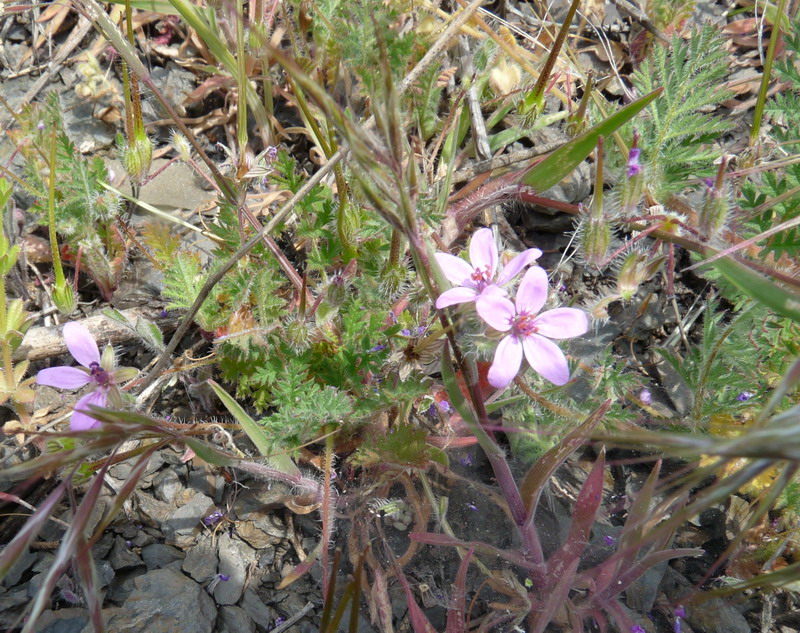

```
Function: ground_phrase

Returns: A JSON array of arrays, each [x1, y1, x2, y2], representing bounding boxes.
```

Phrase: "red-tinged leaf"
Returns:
[[446, 549, 474, 633], [521, 401, 610, 526], [370, 570, 394, 633], [74, 534, 105, 633], [394, 561, 437, 633], [545, 453, 606, 581], [520, 89, 663, 192], [531, 558, 579, 633], [616, 460, 661, 566], [410, 532, 537, 571], [0, 480, 66, 582], [23, 457, 114, 633], [277, 542, 321, 589]]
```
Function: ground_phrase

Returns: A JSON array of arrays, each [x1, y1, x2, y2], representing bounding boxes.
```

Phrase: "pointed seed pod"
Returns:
[[619, 131, 644, 217]]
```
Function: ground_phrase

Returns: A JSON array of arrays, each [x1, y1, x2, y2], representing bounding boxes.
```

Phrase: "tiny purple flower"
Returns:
[[438, 399, 452, 413], [627, 147, 642, 178], [476, 267, 588, 389], [435, 228, 541, 309], [737, 391, 753, 402], [36, 121, 46, 131], [400, 328, 412, 337], [674, 606, 686, 619], [631, 626, 646, 633], [369, 344, 387, 352], [639, 388, 652, 405], [274, 616, 287, 626], [603, 535, 616, 546], [217, 574, 230, 582], [203, 510, 225, 526], [467, 503, 479, 512], [36, 322, 138, 431]]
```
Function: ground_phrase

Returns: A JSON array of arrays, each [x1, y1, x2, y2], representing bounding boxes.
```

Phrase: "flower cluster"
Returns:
[[36, 322, 138, 431], [436, 229, 588, 390]]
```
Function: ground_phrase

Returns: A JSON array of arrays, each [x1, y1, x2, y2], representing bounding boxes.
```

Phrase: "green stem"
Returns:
[[749, 0, 789, 147], [235, 0, 248, 164], [47, 126, 66, 288]]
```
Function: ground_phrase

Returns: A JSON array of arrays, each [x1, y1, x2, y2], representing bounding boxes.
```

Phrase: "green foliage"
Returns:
[[739, 25, 800, 258], [631, 24, 733, 196]]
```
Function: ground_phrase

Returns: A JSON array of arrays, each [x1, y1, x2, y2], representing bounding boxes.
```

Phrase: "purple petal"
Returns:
[[63, 322, 101, 368], [37, 366, 92, 389], [475, 292, 515, 332], [434, 252, 475, 287], [496, 249, 542, 286], [71, 389, 108, 431], [522, 334, 571, 386], [488, 335, 523, 389], [533, 308, 588, 340], [515, 267, 549, 315], [436, 286, 478, 309], [469, 228, 498, 278]]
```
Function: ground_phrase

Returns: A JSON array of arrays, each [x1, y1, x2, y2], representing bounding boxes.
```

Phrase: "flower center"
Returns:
[[512, 313, 538, 338], [89, 362, 111, 387], [470, 265, 492, 290]]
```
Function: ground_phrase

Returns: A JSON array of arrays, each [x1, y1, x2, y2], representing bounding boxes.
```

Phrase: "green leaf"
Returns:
[[712, 256, 800, 323], [208, 379, 301, 476], [520, 88, 663, 191]]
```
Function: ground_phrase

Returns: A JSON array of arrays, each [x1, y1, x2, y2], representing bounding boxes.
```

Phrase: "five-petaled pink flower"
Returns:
[[476, 267, 588, 389], [435, 228, 541, 309], [36, 322, 138, 431]]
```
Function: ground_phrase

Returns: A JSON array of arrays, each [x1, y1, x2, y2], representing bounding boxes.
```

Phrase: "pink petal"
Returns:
[[63, 322, 101, 368], [496, 249, 542, 286], [436, 286, 478, 309], [71, 389, 108, 431], [488, 335, 523, 389], [533, 308, 589, 339], [37, 366, 92, 389], [434, 252, 476, 287], [475, 292, 515, 332], [469, 228, 498, 278], [522, 334, 571, 386], [515, 266, 549, 315]]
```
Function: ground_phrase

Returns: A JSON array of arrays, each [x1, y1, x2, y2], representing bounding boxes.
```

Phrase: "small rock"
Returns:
[[134, 491, 175, 529], [109, 536, 145, 571], [183, 534, 218, 582], [215, 533, 257, 606], [217, 606, 256, 633], [141, 543, 185, 570], [152, 468, 184, 504], [35, 608, 90, 633], [187, 466, 225, 504], [101, 568, 217, 633], [2, 548, 38, 587], [239, 589, 273, 629], [163, 491, 215, 543]]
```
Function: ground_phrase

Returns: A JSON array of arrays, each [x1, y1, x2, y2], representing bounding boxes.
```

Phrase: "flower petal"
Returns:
[[488, 335, 523, 389], [71, 389, 108, 431], [515, 266, 549, 315], [37, 366, 92, 389], [436, 286, 478, 309], [434, 252, 475, 287], [475, 292, 515, 331], [496, 249, 543, 286], [533, 308, 588, 339], [63, 322, 101, 368], [522, 334, 571, 386], [469, 228, 498, 278]]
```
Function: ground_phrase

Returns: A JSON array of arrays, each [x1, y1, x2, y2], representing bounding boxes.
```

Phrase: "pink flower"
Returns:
[[36, 322, 137, 431], [435, 228, 541, 309], [476, 267, 588, 389]]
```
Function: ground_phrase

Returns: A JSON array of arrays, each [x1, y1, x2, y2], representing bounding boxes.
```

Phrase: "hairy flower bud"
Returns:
[[122, 133, 153, 184], [171, 130, 193, 162], [698, 157, 731, 241], [619, 132, 644, 217], [52, 281, 76, 315], [378, 262, 408, 299], [285, 317, 314, 352], [616, 251, 664, 301]]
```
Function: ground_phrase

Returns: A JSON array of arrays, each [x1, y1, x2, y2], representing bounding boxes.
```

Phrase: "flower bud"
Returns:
[[171, 130, 193, 162], [378, 262, 408, 299], [122, 133, 153, 184], [53, 281, 76, 315], [285, 317, 314, 352], [619, 132, 644, 217], [698, 157, 731, 241], [616, 251, 664, 301]]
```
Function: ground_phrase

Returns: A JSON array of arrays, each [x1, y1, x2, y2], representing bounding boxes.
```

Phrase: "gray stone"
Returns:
[[99, 568, 217, 633], [218, 606, 256, 633], [134, 490, 175, 529], [233, 487, 290, 549], [2, 547, 38, 587], [183, 534, 218, 583], [214, 533, 257, 606], [109, 536, 145, 571], [153, 468, 183, 504], [163, 491, 215, 542], [141, 543, 185, 570], [59, 90, 116, 154], [36, 608, 90, 633], [239, 589, 273, 628], [187, 467, 225, 504], [661, 568, 748, 633]]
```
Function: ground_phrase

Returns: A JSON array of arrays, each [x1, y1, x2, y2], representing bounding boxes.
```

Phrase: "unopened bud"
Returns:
[[698, 157, 731, 241], [620, 132, 644, 216], [616, 251, 664, 301], [171, 130, 193, 162], [579, 211, 611, 270], [53, 281, 76, 315], [122, 133, 153, 184], [285, 317, 313, 352], [338, 204, 360, 246], [378, 262, 408, 299]]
